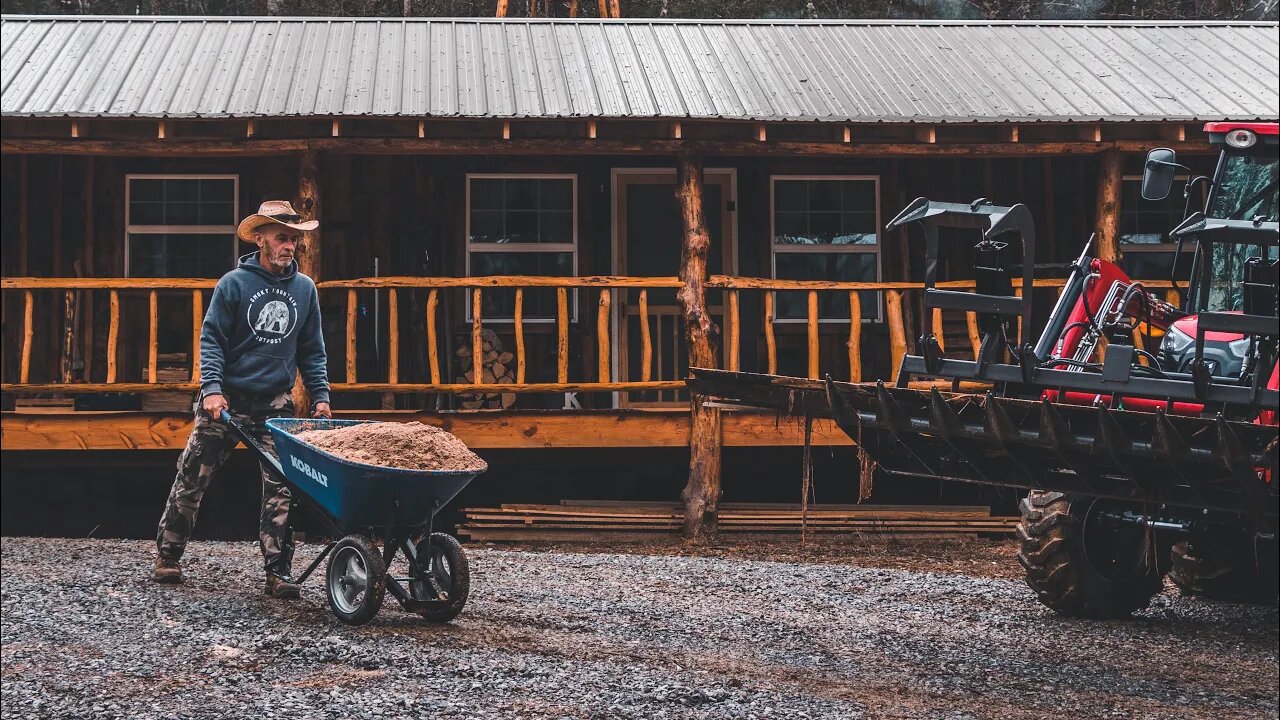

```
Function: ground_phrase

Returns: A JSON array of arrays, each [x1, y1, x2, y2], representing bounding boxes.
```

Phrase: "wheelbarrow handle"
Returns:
[[218, 409, 285, 479]]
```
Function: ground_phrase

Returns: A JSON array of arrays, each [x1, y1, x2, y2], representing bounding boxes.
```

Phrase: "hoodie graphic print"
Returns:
[[199, 252, 330, 406]]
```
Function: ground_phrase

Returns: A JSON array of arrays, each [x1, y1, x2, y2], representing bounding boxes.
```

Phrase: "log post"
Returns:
[[676, 149, 722, 540], [192, 290, 203, 381], [726, 289, 739, 372], [148, 290, 158, 383], [885, 290, 907, 380], [847, 291, 861, 382], [292, 149, 321, 416], [764, 291, 777, 375], [639, 289, 652, 382], [1094, 150, 1123, 263], [106, 290, 119, 384], [387, 288, 400, 384], [346, 289, 358, 383], [556, 287, 568, 383], [806, 290, 820, 379], [514, 288, 526, 384], [472, 288, 484, 385], [20, 291, 34, 384]]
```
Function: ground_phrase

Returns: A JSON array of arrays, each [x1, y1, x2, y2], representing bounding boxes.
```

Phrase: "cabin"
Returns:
[[3, 16, 1277, 536]]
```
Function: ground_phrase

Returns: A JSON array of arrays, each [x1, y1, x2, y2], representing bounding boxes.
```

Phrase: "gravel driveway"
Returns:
[[2, 537, 1276, 720]]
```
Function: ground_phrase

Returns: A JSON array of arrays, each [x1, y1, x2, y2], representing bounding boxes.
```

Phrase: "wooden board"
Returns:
[[458, 501, 1018, 543], [0, 409, 853, 450], [0, 409, 855, 450]]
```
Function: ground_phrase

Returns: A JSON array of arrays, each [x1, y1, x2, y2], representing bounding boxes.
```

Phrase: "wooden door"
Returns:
[[614, 170, 734, 406]]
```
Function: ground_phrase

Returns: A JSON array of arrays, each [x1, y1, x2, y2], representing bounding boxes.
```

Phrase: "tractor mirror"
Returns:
[[1142, 148, 1177, 201]]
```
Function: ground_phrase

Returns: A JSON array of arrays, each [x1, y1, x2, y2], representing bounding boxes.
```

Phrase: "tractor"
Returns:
[[689, 122, 1279, 618]]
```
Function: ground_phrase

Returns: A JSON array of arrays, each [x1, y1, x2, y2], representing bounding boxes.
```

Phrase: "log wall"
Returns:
[[1, 147, 1217, 406]]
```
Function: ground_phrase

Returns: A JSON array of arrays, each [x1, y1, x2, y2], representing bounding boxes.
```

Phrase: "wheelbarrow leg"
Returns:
[[293, 541, 336, 585]]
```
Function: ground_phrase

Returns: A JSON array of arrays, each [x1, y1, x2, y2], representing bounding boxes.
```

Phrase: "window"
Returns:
[[126, 175, 239, 278], [1118, 175, 1188, 280], [466, 175, 577, 320], [771, 176, 880, 321]]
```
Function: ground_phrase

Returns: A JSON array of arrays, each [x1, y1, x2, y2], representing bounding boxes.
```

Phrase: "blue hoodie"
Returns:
[[199, 252, 330, 407]]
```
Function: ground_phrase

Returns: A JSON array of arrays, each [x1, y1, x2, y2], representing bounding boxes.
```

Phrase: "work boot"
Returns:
[[152, 557, 183, 584], [264, 574, 301, 599]]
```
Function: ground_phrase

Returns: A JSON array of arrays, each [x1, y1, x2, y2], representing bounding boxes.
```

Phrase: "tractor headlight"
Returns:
[[1228, 337, 1254, 358], [1225, 129, 1258, 149], [1161, 324, 1195, 354]]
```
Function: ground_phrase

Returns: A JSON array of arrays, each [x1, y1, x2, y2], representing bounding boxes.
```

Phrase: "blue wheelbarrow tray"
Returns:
[[265, 418, 486, 535]]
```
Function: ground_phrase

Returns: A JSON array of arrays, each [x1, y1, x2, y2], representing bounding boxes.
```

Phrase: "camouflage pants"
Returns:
[[156, 390, 296, 575]]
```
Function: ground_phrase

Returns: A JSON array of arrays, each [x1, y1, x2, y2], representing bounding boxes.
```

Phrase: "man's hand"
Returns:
[[312, 402, 332, 419], [202, 393, 228, 419]]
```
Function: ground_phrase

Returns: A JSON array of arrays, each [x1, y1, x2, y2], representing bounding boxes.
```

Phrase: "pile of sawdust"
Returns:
[[294, 422, 485, 472]]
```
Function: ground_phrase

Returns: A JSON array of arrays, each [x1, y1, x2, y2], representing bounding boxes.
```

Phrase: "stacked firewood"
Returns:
[[456, 329, 517, 410]]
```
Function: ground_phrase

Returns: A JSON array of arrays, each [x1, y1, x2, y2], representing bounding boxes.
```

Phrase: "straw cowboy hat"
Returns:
[[237, 200, 319, 241]]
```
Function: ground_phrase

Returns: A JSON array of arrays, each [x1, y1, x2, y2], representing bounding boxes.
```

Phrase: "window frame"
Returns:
[[464, 173, 579, 324], [124, 173, 240, 278], [769, 175, 882, 324]]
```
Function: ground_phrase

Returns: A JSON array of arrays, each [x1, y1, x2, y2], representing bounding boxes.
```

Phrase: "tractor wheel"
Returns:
[[1170, 540, 1279, 604], [1016, 491, 1165, 619]]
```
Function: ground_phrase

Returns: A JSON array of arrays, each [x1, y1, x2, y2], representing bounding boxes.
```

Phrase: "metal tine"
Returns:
[[928, 388, 996, 484], [1096, 404, 1156, 498], [874, 381, 913, 432], [1038, 398, 1075, 453], [983, 392, 1021, 447], [1215, 414, 1273, 508], [928, 387, 964, 436], [1151, 408, 1191, 485], [873, 382, 940, 475], [1214, 413, 1246, 473], [1038, 399, 1100, 491], [824, 375, 859, 433], [981, 393, 1053, 486]]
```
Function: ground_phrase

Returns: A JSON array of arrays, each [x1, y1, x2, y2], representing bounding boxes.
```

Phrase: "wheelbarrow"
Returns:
[[220, 412, 486, 626]]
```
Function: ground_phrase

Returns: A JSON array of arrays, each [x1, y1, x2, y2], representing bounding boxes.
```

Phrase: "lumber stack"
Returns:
[[458, 500, 1019, 542]]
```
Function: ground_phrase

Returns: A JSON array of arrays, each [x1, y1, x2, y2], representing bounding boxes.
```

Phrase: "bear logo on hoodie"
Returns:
[[246, 287, 299, 345]]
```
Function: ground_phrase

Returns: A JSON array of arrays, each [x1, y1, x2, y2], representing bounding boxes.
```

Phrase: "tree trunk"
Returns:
[[1094, 150, 1123, 264], [675, 149, 722, 540], [292, 150, 321, 416]]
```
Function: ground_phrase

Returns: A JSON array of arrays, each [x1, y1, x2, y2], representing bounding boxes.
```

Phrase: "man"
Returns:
[[152, 200, 332, 598]]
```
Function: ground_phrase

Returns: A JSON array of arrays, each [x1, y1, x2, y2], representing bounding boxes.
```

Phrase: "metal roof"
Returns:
[[2, 16, 1277, 123]]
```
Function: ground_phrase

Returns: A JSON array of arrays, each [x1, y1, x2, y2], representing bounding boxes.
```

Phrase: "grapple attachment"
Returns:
[[688, 369, 1278, 517]]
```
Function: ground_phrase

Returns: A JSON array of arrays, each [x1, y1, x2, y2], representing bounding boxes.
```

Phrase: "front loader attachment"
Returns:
[[689, 369, 1279, 517]]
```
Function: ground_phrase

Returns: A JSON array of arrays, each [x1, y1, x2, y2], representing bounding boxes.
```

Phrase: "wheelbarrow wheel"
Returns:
[[326, 535, 387, 626], [411, 533, 470, 623]]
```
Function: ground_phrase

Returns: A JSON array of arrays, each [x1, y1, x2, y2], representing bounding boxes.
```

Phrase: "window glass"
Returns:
[[772, 178, 880, 321], [468, 177, 576, 244], [128, 234, 240, 278], [126, 176, 237, 278], [467, 176, 577, 320]]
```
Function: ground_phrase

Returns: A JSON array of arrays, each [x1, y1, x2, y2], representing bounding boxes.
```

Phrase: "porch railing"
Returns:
[[1, 275, 1175, 397]]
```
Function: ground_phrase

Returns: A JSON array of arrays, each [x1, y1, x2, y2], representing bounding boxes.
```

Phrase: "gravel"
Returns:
[[2, 536, 1276, 720]]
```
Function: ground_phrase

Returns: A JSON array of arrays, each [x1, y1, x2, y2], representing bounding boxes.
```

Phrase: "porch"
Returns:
[[1, 270, 1175, 451]]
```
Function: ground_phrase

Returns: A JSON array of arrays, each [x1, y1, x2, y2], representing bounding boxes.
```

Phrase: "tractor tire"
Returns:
[[1016, 491, 1165, 619], [1169, 541, 1279, 604]]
